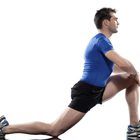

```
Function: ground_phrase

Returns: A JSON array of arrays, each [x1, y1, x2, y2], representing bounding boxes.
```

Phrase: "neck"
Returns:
[[99, 29, 112, 38]]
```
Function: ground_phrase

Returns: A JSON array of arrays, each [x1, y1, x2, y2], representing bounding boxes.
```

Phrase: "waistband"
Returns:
[[72, 80, 105, 92]]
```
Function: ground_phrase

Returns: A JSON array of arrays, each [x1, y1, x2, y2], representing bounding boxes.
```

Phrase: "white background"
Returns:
[[0, 0, 140, 139]]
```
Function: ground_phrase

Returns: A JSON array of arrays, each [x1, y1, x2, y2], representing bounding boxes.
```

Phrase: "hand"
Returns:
[[135, 73, 140, 86]]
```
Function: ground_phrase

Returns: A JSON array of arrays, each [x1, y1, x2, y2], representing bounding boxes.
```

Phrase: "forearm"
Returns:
[[113, 64, 124, 73], [118, 60, 140, 85], [105, 50, 139, 85], [118, 59, 138, 76]]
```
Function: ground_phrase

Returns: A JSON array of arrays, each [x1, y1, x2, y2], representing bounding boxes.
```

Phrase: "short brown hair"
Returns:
[[94, 8, 116, 29]]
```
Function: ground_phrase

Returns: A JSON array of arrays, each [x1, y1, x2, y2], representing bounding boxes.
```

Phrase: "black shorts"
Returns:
[[68, 81, 105, 113]]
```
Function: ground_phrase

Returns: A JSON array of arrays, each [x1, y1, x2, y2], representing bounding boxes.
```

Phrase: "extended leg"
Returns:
[[3, 107, 85, 137]]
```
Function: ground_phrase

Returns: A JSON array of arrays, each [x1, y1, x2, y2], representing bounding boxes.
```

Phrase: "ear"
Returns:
[[103, 19, 110, 27]]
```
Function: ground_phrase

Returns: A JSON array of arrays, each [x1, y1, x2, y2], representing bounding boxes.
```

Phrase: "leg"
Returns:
[[50, 107, 85, 137], [102, 73, 139, 125], [125, 84, 139, 125], [3, 107, 85, 137]]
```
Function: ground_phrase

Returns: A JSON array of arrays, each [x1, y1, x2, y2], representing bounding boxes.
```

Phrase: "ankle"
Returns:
[[2, 126, 9, 134], [130, 120, 140, 126]]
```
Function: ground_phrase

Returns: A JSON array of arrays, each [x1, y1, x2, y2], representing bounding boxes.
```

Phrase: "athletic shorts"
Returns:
[[68, 80, 105, 113]]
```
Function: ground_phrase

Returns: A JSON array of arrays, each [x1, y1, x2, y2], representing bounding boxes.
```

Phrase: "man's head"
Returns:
[[94, 8, 119, 33]]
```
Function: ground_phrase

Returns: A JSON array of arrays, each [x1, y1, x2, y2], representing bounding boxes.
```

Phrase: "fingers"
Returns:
[[135, 74, 140, 86], [129, 73, 140, 86]]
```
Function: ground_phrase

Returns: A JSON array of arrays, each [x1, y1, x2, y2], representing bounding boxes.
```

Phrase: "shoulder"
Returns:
[[96, 36, 113, 54], [98, 36, 112, 45]]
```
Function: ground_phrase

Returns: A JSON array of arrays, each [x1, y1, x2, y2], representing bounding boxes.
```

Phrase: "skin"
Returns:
[[2, 12, 140, 138]]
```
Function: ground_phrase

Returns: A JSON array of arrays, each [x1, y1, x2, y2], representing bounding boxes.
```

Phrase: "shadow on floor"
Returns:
[[1, 136, 140, 140], [0, 137, 61, 140], [31, 138, 61, 140]]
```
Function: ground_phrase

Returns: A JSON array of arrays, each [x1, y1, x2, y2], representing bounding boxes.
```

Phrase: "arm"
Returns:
[[105, 50, 137, 75], [105, 50, 140, 85], [97, 38, 139, 85], [113, 64, 124, 73]]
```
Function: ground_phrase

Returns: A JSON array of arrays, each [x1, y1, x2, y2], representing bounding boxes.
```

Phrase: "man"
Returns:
[[0, 7, 140, 138]]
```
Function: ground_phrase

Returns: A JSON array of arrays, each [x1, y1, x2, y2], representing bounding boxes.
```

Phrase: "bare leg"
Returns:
[[3, 73, 139, 136], [50, 107, 85, 136], [125, 84, 139, 125], [4, 121, 52, 136], [102, 73, 139, 126], [3, 107, 85, 137]]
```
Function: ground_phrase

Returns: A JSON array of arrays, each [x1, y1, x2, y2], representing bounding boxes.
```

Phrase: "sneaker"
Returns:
[[0, 116, 9, 139], [127, 137, 140, 140], [127, 124, 140, 137]]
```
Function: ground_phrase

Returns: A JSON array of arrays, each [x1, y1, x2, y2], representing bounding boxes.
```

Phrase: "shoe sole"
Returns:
[[127, 131, 140, 137], [127, 137, 139, 140]]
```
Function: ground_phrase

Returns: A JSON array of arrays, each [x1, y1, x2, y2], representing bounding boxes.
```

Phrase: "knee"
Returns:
[[125, 75, 139, 91], [125, 74, 138, 87], [49, 125, 64, 137]]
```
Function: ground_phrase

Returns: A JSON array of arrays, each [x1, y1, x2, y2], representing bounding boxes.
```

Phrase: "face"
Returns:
[[108, 13, 119, 33]]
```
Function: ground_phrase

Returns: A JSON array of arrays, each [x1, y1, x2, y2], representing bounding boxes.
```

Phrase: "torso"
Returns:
[[80, 33, 114, 87]]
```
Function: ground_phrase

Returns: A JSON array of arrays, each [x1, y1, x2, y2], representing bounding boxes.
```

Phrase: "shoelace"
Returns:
[[128, 126, 136, 132]]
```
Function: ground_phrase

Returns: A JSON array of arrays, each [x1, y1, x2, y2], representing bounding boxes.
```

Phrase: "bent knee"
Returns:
[[49, 126, 65, 137], [125, 74, 138, 87], [112, 73, 137, 87]]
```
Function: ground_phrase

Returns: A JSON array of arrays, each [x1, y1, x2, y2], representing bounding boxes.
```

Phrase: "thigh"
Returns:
[[51, 107, 85, 134], [102, 73, 136, 102]]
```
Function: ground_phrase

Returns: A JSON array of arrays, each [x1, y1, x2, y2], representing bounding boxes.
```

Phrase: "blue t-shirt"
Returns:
[[81, 33, 114, 87]]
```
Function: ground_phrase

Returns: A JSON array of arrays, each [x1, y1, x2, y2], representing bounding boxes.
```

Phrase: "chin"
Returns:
[[113, 30, 118, 33]]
